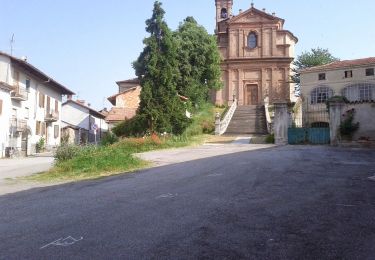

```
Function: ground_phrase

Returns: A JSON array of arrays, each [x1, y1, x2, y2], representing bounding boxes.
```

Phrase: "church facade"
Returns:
[[213, 0, 298, 106]]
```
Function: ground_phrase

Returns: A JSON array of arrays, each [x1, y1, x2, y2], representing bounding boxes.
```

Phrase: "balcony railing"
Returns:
[[45, 110, 59, 122], [10, 118, 27, 132], [11, 86, 28, 101]]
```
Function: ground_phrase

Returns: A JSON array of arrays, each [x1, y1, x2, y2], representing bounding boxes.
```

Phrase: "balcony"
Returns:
[[11, 86, 28, 101], [45, 110, 59, 122], [10, 118, 27, 132]]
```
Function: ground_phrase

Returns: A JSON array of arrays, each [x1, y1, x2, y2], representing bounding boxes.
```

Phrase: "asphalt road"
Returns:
[[1, 146, 375, 259]]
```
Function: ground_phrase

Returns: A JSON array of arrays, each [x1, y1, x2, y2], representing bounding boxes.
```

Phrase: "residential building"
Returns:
[[0, 52, 74, 157], [213, 1, 298, 106], [61, 99, 108, 144], [106, 78, 141, 129], [300, 57, 375, 140]]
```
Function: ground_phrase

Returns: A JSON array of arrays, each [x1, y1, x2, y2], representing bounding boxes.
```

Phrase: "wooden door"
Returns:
[[245, 85, 258, 105]]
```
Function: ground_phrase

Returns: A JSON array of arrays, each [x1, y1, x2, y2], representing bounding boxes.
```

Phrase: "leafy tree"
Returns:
[[132, 1, 190, 134], [174, 17, 222, 105], [292, 48, 339, 95]]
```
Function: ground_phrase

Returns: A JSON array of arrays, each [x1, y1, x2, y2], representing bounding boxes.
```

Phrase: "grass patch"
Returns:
[[30, 104, 216, 182]]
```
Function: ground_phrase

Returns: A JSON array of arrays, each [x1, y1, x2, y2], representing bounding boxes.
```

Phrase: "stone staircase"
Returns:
[[225, 105, 268, 135]]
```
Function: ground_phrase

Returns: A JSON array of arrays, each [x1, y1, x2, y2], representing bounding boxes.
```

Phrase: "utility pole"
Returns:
[[10, 34, 15, 55]]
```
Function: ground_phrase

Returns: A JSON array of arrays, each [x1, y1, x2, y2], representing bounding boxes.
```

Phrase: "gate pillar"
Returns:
[[328, 100, 344, 146], [274, 102, 288, 145]]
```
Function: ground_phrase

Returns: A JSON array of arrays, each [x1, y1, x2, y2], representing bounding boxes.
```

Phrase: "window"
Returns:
[[39, 92, 45, 108], [41, 122, 46, 136], [318, 73, 326, 80], [359, 85, 372, 101], [342, 83, 375, 102], [220, 8, 228, 19], [247, 32, 257, 49], [366, 68, 374, 76], [311, 86, 333, 104], [0, 99, 2, 116], [344, 70, 353, 78], [55, 100, 59, 112], [54, 125, 59, 138], [25, 107, 29, 119], [26, 79, 31, 92], [46, 96, 51, 114]]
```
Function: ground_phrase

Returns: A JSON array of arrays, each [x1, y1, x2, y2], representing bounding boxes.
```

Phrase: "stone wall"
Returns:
[[346, 103, 375, 140]]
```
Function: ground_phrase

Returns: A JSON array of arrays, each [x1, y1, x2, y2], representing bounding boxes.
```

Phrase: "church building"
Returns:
[[213, 0, 298, 106]]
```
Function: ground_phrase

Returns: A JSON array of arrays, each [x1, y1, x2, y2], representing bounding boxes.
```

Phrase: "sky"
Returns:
[[1, 0, 374, 110]]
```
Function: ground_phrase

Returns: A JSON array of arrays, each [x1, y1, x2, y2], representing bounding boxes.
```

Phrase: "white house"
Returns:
[[300, 57, 375, 140], [0, 51, 75, 157], [61, 99, 108, 144]]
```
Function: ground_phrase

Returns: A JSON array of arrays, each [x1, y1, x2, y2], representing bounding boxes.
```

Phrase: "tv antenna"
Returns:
[[10, 34, 15, 55]]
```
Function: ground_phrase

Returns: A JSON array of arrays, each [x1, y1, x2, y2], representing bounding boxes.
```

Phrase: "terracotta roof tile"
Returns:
[[302, 57, 375, 73]]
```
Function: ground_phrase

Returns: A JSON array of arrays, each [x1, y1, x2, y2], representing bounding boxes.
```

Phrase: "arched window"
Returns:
[[342, 83, 375, 102], [311, 86, 333, 104], [220, 8, 228, 19], [247, 32, 257, 49]]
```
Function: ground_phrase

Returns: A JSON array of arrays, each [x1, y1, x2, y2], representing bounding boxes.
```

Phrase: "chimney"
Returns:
[[239, 9, 242, 14], [21, 56, 27, 62], [262, 8, 266, 12], [67, 95, 73, 100], [272, 12, 276, 16]]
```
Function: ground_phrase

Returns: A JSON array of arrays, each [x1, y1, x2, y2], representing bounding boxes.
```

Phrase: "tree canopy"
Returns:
[[174, 16, 222, 105], [292, 48, 339, 95]]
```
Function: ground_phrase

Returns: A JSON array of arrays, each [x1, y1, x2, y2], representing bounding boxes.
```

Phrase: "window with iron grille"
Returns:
[[342, 83, 374, 102], [311, 86, 333, 104]]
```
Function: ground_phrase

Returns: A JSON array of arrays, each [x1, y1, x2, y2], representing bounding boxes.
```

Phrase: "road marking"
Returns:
[[40, 236, 83, 249], [368, 176, 375, 182], [336, 204, 356, 207], [207, 173, 223, 177], [156, 193, 177, 199]]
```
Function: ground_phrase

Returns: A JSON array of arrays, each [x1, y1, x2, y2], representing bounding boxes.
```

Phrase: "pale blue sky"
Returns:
[[1, 0, 374, 109]]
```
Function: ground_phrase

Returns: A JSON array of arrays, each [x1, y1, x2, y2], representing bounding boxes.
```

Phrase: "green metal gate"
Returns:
[[288, 100, 330, 145]]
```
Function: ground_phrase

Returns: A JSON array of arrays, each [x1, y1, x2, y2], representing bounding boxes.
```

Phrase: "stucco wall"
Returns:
[[346, 103, 375, 140], [116, 86, 141, 110], [0, 89, 11, 157]]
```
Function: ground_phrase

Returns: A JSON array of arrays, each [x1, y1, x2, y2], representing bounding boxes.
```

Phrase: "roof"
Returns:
[[63, 99, 106, 119], [0, 51, 74, 95], [116, 78, 140, 86], [228, 6, 284, 25], [107, 86, 138, 105], [301, 57, 375, 73], [105, 107, 137, 122]]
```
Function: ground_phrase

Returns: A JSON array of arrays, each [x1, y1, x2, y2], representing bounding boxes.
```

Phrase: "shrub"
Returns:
[[112, 115, 147, 137], [54, 144, 80, 163], [101, 132, 119, 146], [265, 134, 275, 144], [340, 108, 359, 138], [36, 137, 45, 153]]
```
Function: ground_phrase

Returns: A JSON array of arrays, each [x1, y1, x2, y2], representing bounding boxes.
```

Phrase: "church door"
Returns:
[[244, 85, 258, 105]]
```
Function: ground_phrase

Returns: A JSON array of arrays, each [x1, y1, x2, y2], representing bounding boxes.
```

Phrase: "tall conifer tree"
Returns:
[[133, 1, 190, 134]]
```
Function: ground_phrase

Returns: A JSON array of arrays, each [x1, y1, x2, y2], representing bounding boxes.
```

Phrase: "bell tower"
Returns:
[[215, 0, 233, 24]]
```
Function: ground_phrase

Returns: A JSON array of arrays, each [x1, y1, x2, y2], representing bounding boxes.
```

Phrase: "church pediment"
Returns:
[[228, 7, 284, 25]]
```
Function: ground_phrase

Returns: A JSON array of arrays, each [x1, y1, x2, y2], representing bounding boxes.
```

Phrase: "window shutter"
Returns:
[[36, 121, 40, 135], [54, 125, 59, 138], [55, 100, 59, 112]]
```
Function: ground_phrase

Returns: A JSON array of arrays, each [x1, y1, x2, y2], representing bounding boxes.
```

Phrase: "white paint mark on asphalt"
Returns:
[[336, 204, 356, 207], [40, 236, 83, 249], [156, 193, 177, 199], [368, 175, 375, 182], [207, 173, 223, 177]]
